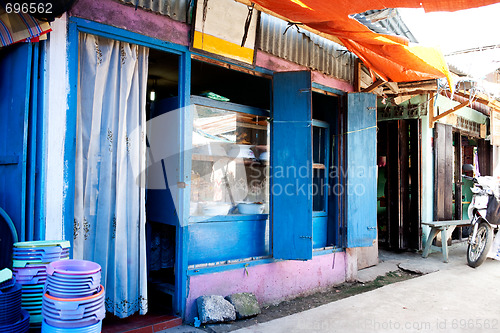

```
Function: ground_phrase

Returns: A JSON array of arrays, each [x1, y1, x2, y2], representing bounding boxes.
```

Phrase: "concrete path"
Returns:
[[232, 258, 500, 333], [161, 244, 500, 333], [357, 243, 469, 283]]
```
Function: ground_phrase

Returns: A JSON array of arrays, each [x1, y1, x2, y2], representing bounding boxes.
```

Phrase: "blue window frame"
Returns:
[[66, 17, 191, 318], [66, 17, 276, 317], [312, 119, 330, 216]]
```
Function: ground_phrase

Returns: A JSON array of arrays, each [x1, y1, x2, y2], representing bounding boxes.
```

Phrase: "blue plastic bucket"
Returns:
[[0, 290, 21, 325], [0, 309, 29, 333]]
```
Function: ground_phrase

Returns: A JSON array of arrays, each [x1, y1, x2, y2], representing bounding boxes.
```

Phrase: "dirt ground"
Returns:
[[199, 269, 420, 333]]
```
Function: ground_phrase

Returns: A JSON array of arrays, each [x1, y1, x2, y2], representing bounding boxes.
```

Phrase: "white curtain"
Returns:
[[74, 33, 148, 318]]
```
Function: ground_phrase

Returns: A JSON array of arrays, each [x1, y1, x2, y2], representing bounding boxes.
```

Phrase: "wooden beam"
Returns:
[[433, 100, 470, 122], [361, 78, 385, 93], [395, 79, 438, 90], [442, 90, 500, 112], [384, 81, 399, 94], [191, 54, 272, 79], [311, 87, 341, 97], [386, 89, 436, 97], [429, 93, 435, 129], [354, 59, 362, 92]]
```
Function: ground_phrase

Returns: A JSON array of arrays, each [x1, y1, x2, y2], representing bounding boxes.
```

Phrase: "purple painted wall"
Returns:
[[185, 251, 346, 322], [70, 0, 190, 46], [70, 1, 353, 93]]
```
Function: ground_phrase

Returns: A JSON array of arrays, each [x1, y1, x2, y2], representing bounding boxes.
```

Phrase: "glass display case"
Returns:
[[189, 102, 270, 217]]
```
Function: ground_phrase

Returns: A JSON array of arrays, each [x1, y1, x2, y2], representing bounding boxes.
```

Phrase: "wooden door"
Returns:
[[434, 122, 453, 221], [384, 119, 421, 250]]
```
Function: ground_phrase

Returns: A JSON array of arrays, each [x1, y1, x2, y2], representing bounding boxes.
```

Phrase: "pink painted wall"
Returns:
[[256, 51, 354, 92], [185, 251, 346, 322], [70, 0, 190, 46]]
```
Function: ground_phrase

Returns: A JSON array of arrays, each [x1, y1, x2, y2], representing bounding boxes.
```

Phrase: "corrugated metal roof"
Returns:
[[118, 0, 190, 23], [360, 9, 417, 43], [257, 13, 356, 84]]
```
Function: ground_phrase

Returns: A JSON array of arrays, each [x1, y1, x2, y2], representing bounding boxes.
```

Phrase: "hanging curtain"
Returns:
[[74, 33, 149, 318]]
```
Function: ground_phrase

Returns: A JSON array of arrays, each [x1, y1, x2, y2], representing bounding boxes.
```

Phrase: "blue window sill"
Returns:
[[188, 214, 268, 223]]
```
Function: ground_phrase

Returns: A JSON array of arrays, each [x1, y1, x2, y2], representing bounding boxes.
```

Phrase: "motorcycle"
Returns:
[[462, 164, 500, 268]]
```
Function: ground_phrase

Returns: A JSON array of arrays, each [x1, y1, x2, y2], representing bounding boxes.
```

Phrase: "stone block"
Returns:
[[225, 292, 261, 319], [197, 295, 236, 324]]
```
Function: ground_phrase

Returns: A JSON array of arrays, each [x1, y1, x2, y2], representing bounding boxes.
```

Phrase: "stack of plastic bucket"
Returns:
[[12, 240, 70, 328], [41, 260, 104, 333], [0, 269, 30, 333]]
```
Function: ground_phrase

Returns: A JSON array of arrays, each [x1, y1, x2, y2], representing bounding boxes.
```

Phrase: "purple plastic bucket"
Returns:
[[46, 275, 100, 290], [47, 260, 101, 277], [44, 288, 97, 299], [15, 275, 46, 286], [42, 311, 104, 329], [42, 297, 104, 314], [13, 266, 47, 277], [41, 319, 102, 333], [42, 296, 104, 314], [42, 286, 104, 311], [42, 303, 105, 321]]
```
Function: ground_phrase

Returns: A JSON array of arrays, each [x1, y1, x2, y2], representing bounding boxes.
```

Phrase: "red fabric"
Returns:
[[252, 0, 499, 83]]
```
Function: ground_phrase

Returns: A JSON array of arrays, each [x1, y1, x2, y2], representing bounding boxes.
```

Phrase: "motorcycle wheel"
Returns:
[[467, 220, 493, 268]]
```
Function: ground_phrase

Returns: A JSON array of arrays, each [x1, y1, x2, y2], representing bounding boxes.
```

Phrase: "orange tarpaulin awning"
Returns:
[[239, 0, 500, 84]]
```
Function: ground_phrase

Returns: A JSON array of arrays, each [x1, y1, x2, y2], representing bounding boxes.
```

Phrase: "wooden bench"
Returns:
[[421, 219, 470, 262]]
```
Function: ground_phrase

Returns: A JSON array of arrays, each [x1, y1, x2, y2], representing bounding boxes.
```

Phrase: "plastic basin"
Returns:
[[13, 240, 70, 249], [42, 286, 104, 310], [41, 319, 102, 333], [42, 303, 105, 321], [43, 312, 103, 329], [47, 260, 101, 277]]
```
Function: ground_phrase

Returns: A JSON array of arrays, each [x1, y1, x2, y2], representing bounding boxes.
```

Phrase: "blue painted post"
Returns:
[[26, 42, 40, 241], [176, 51, 191, 319], [65, 19, 79, 253], [35, 40, 48, 240]]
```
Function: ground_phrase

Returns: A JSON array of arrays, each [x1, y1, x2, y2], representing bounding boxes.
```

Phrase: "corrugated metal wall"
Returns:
[[257, 13, 356, 84], [119, 1, 355, 83], [118, 0, 190, 23]]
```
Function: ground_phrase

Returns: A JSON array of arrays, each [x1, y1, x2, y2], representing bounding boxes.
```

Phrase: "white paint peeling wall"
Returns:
[[420, 113, 434, 247], [44, 14, 69, 240], [493, 146, 500, 178]]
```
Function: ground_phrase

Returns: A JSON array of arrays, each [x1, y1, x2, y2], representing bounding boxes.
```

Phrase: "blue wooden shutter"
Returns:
[[0, 43, 33, 242], [272, 71, 313, 260], [346, 93, 377, 247]]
